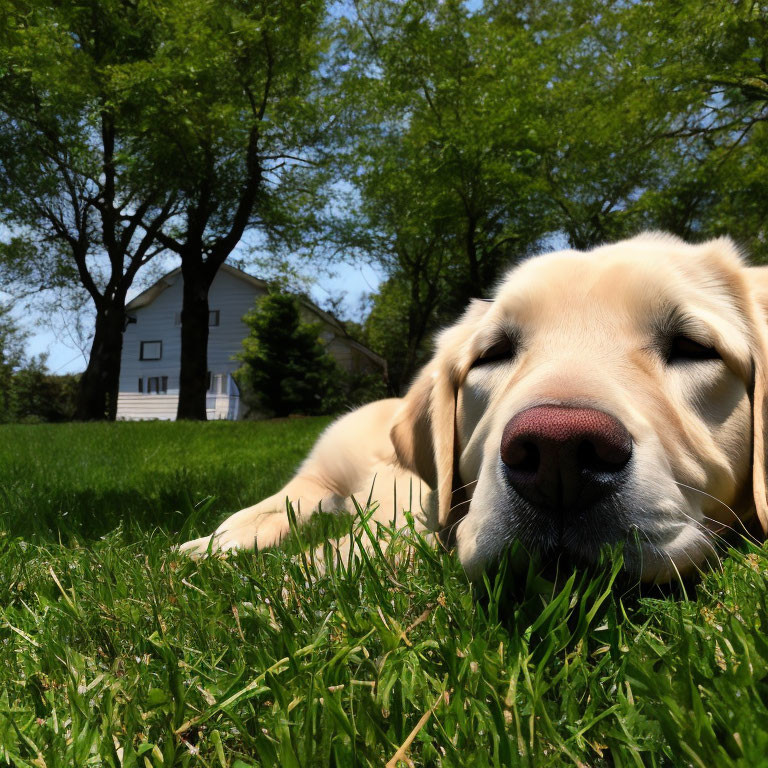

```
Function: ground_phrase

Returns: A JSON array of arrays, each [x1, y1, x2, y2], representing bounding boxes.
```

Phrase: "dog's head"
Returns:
[[391, 233, 768, 582]]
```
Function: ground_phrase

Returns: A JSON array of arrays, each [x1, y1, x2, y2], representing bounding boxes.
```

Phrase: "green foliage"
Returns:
[[344, 369, 389, 408], [330, 0, 682, 386], [0, 0, 329, 260], [7, 362, 79, 424], [330, 0, 555, 387], [364, 277, 435, 394], [0, 309, 80, 423], [0, 421, 767, 765], [0, 305, 26, 416], [236, 293, 345, 417], [120, 0, 328, 239], [616, 0, 768, 258], [0, 0, 177, 285]]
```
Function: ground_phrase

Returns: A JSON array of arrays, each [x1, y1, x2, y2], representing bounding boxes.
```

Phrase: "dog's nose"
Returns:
[[500, 405, 632, 512]]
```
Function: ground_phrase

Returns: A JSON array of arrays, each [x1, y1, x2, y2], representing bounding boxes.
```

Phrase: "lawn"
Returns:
[[0, 420, 767, 767]]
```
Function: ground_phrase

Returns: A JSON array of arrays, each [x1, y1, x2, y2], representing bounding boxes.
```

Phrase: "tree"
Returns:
[[363, 275, 439, 394], [0, 0, 177, 420], [0, 305, 77, 423], [327, 138, 453, 392], [331, 0, 555, 388], [615, 0, 768, 257], [235, 293, 343, 417], [0, 303, 26, 416], [129, 0, 329, 419], [334, 0, 673, 385]]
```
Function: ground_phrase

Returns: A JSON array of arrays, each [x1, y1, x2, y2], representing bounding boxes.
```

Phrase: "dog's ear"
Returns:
[[390, 299, 492, 529], [389, 365, 441, 490], [704, 238, 768, 539], [745, 265, 768, 536]]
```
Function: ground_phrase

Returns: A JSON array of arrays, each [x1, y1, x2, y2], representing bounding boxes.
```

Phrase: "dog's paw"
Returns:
[[178, 512, 292, 558], [177, 534, 220, 559]]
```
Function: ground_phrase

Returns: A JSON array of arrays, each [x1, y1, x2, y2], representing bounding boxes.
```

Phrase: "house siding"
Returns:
[[206, 270, 266, 373], [120, 274, 183, 402], [116, 394, 179, 421]]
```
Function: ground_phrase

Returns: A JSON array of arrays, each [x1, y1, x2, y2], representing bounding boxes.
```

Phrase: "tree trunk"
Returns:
[[75, 300, 125, 420], [465, 215, 481, 300], [176, 258, 212, 420]]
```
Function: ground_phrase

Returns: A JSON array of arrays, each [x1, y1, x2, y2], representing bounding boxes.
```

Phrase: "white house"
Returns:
[[116, 264, 386, 421]]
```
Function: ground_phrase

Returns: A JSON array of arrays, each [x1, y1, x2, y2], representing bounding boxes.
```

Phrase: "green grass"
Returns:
[[0, 420, 329, 541], [0, 421, 767, 767]]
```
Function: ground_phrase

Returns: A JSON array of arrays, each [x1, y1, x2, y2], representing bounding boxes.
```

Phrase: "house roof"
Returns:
[[126, 263, 271, 311], [126, 263, 387, 370]]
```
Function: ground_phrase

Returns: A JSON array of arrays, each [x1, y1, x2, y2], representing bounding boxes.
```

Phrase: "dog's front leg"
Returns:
[[179, 475, 342, 557]]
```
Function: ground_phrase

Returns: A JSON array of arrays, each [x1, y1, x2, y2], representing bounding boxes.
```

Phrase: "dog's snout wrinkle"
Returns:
[[500, 405, 633, 513]]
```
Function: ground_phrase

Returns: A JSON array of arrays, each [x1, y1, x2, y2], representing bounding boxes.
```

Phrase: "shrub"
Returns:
[[11, 361, 79, 422], [235, 293, 345, 417]]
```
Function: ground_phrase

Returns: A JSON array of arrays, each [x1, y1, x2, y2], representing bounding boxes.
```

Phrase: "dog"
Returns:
[[181, 233, 768, 582]]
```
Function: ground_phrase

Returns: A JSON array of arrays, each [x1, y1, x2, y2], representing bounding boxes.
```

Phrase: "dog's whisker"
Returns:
[[448, 497, 472, 514], [671, 505, 730, 564], [674, 507, 732, 551], [637, 528, 667, 582], [662, 544, 687, 593], [681, 547, 719, 581], [660, 508, 726, 582], [672, 481, 759, 543], [442, 512, 467, 542], [697, 513, 760, 546], [452, 478, 479, 495]]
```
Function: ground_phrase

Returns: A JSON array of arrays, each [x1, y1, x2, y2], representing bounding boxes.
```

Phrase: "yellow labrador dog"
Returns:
[[181, 233, 768, 582]]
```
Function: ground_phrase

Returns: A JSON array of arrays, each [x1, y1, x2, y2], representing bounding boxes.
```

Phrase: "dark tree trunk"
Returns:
[[176, 257, 213, 420], [75, 299, 125, 420], [465, 215, 482, 300], [171, 123, 263, 419], [402, 280, 431, 392]]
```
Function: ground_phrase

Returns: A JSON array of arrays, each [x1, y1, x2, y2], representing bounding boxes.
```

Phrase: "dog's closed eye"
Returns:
[[667, 335, 721, 364], [472, 333, 517, 367], [654, 307, 722, 365]]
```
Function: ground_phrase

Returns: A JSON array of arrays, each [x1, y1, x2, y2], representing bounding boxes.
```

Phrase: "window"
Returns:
[[138, 378, 143, 393], [208, 373, 225, 395], [207, 373, 227, 395], [147, 376, 168, 394], [140, 341, 162, 360], [174, 312, 182, 326]]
